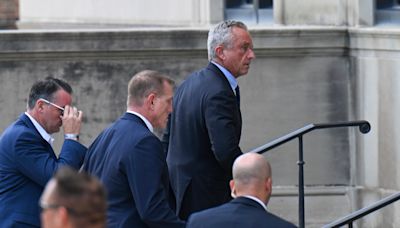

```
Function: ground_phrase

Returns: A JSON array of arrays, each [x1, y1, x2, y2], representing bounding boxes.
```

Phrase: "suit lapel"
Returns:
[[206, 62, 233, 91], [206, 62, 242, 138], [19, 113, 55, 152], [20, 114, 40, 135]]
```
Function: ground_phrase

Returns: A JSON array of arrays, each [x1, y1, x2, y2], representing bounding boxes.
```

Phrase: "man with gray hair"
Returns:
[[82, 70, 184, 228], [163, 20, 256, 219], [186, 153, 297, 228]]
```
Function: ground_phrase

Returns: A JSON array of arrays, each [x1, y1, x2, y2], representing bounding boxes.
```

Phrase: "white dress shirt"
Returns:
[[24, 112, 55, 146], [126, 111, 154, 133]]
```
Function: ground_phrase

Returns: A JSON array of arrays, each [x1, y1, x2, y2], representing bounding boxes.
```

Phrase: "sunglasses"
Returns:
[[39, 98, 65, 115]]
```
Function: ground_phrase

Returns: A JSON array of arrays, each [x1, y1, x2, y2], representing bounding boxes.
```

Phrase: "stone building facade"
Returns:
[[0, 0, 399, 227]]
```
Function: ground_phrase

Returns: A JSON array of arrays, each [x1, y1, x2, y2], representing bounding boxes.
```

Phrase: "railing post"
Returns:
[[298, 136, 305, 228], [249, 120, 371, 227]]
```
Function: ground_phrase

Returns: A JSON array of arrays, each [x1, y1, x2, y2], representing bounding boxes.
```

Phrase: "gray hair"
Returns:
[[207, 20, 248, 61]]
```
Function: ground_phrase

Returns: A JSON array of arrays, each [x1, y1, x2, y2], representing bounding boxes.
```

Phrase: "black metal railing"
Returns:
[[248, 120, 371, 228], [323, 191, 400, 227]]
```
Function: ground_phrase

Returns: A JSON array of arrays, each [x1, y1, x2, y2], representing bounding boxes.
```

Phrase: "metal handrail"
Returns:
[[248, 120, 371, 228], [249, 120, 371, 154], [323, 191, 400, 227]]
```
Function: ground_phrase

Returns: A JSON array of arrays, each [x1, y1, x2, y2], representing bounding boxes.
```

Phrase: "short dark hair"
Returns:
[[127, 70, 175, 107], [52, 166, 107, 228], [27, 77, 72, 109]]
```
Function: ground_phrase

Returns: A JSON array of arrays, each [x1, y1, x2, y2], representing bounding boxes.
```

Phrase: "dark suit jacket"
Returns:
[[162, 62, 243, 218], [186, 197, 297, 228], [82, 113, 184, 228], [0, 113, 87, 227]]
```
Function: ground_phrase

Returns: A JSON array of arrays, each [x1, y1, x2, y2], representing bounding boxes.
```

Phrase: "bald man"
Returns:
[[186, 153, 297, 228]]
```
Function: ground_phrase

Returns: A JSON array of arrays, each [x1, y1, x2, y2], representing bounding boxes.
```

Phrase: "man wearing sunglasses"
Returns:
[[0, 77, 87, 227]]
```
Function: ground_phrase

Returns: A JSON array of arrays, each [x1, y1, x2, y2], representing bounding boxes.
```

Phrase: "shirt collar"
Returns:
[[126, 111, 154, 133], [24, 112, 54, 145], [211, 61, 238, 94], [241, 195, 268, 211]]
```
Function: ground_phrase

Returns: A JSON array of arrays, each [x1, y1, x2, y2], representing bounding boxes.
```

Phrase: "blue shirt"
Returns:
[[211, 61, 239, 95]]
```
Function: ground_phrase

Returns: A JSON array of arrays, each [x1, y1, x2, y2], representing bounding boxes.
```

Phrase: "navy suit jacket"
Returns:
[[163, 62, 243, 218], [82, 113, 184, 228], [0, 113, 87, 227], [186, 197, 297, 228]]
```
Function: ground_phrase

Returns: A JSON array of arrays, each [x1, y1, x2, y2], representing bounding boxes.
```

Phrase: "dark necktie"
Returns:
[[235, 85, 240, 107]]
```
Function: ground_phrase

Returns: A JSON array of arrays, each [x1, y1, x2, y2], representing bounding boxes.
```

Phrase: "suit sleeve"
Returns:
[[14, 130, 86, 187], [126, 135, 185, 228], [204, 90, 243, 174]]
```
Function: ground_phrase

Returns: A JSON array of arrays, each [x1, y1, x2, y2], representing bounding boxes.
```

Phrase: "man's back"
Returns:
[[186, 197, 297, 228], [83, 113, 181, 228], [165, 63, 242, 218]]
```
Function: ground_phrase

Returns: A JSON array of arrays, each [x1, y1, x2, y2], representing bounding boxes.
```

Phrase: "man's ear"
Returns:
[[145, 93, 156, 110], [263, 177, 273, 205], [215, 45, 225, 61], [36, 99, 46, 112], [265, 177, 272, 194], [229, 180, 236, 198]]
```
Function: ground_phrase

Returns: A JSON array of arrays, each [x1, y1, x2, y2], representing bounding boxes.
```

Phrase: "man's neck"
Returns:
[[239, 195, 268, 211], [127, 108, 154, 133]]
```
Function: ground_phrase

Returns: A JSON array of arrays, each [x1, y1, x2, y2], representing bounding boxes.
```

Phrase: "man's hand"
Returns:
[[62, 105, 83, 135]]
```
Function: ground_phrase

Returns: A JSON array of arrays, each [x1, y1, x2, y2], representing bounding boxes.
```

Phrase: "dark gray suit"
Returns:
[[186, 197, 297, 228], [163, 62, 243, 219]]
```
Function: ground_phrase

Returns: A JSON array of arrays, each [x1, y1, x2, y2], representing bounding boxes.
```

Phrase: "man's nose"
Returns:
[[248, 49, 256, 59]]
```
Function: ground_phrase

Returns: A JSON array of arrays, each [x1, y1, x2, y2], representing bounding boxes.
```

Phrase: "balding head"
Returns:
[[230, 153, 272, 204]]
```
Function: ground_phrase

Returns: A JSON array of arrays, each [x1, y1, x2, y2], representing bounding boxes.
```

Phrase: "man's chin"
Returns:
[[51, 128, 61, 134]]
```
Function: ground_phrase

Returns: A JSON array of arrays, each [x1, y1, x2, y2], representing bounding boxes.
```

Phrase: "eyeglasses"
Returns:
[[39, 201, 61, 212], [39, 201, 80, 215], [39, 98, 64, 115]]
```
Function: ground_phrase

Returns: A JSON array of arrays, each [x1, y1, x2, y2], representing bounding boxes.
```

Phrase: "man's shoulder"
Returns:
[[92, 114, 157, 148], [96, 114, 147, 136], [264, 211, 297, 228], [188, 201, 297, 228], [178, 67, 231, 98], [189, 202, 232, 219], [1, 117, 39, 143]]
